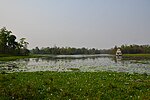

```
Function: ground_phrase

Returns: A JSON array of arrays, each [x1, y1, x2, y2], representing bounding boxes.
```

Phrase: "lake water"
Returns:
[[0, 54, 150, 74]]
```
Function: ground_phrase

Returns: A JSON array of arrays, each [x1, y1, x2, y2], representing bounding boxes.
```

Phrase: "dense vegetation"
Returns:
[[0, 55, 44, 61], [31, 46, 101, 55], [0, 71, 149, 100], [112, 45, 150, 54], [0, 27, 29, 56], [1, 27, 150, 56], [31, 44, 150, 55], [123, 54, 150, 60]]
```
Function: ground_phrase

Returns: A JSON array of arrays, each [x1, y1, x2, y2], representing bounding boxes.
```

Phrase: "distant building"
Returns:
[[116, 49, 122, 56]]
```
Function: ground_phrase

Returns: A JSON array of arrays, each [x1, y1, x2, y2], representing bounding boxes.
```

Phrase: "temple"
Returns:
[[116, 49, 122, 56]]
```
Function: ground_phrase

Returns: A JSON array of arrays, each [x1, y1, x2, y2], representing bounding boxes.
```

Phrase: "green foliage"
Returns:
[[123, 54, 150, 60], [0, 72, 150, 99], [115, 44, 150, 54], [0, 54, 43, 61], [31, 46, 101, 55], [0, 27, 29, 56]]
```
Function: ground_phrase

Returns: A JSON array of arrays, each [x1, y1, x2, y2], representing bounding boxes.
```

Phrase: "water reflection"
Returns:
[[116, 56, 122, 61], [0, 54, 150, 74]]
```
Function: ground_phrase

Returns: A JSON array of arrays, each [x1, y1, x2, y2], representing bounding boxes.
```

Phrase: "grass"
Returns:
[[123, 54, 150, 60], [123, 54, 150, 57], [0, 54, 44, 61], [67, 68, 80, 71], [0, 71, 150, 100]]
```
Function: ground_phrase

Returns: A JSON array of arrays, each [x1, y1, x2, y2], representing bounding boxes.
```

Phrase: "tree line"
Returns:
[[31, 45, 150, 55], [31, 46, 101, 55], [112, 44, 150, 54], [1, 27, 150, 56], [0, 27, 29, 55]]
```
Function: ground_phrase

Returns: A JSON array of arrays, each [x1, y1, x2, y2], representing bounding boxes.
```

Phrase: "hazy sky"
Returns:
[[0, 0, 150, 49]]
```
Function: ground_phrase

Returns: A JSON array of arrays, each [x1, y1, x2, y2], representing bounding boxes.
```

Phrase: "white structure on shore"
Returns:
[[116, 49, 122, 56]]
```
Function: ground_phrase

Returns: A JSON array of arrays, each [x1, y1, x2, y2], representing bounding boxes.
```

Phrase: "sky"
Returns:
[[0, 0, 150, 49]]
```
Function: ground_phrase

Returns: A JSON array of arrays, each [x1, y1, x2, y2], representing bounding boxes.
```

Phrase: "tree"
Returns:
[[31, 46, 102, 55], [19, 38, 29, 55], [0, 27, 12, 53], [0, 27, 29, 55], [114, 44, 150, 54]]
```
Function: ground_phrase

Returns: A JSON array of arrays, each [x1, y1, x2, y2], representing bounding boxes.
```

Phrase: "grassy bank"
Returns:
[[123, 54, 150, 60], [0, 71, 150, 100], [0, 54, 44, 61]]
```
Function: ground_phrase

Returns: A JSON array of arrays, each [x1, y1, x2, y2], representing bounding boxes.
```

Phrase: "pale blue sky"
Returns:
[[0, 0, 150, 49]]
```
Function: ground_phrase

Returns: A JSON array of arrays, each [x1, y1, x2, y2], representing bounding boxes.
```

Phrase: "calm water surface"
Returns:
[[0, 54, 150, 74]]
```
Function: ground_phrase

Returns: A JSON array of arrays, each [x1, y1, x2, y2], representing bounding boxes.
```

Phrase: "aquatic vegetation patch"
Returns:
[[0, 55, 43, 61], [0, 71, 150, 99], [123, 54, 150, 60], [67, 68, 80, 71], [130, 60, 150, 64]]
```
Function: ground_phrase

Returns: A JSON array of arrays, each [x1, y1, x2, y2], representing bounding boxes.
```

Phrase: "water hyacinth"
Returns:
[[1, 71, 150, 99]]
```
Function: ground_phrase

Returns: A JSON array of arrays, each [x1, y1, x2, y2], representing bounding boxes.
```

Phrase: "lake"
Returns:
[[0, 54, 150, 74]]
